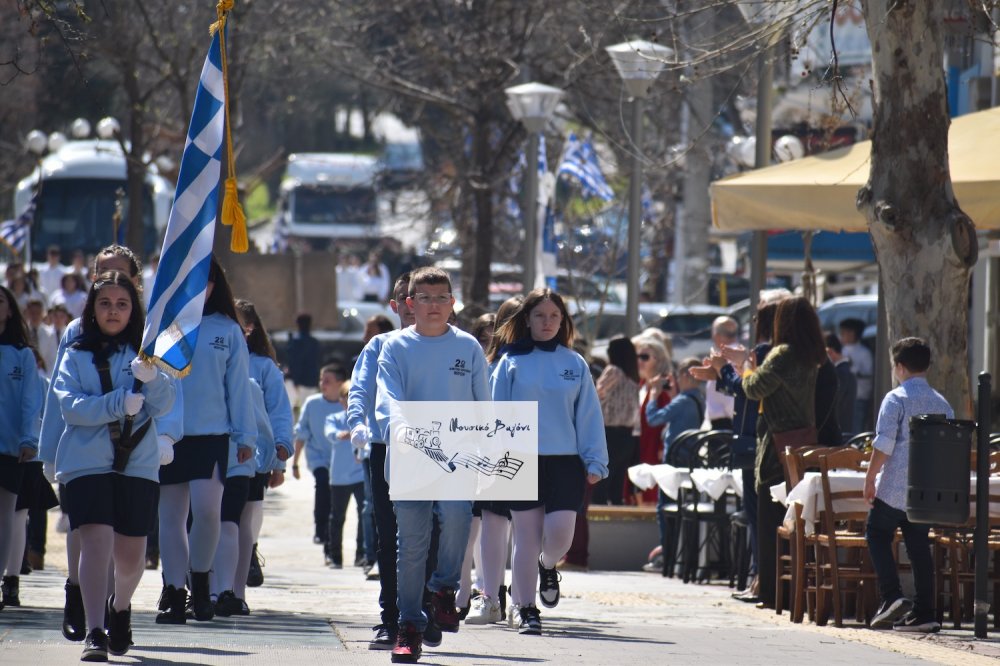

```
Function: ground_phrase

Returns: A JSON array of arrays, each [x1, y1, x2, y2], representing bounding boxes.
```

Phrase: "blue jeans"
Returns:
[[361, 458, 377, 563], [394, 499, 472, 630], [866, 498, 934, 614]]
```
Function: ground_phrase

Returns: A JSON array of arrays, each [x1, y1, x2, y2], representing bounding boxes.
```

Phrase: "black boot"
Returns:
[[157, 582, 170, 611], [106, 595, 133, 656], [62, 579, 86, 641], [155, 585, 187, 625], [188, 571, 214, 621], [247, 543, 264, 587], [1, 575, 20, 607]]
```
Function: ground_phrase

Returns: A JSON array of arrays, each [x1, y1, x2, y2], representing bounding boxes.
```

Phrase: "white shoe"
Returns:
[[465, 595, 502, 625], [366, 561, 380, 581], [507, 602, 520, 629]]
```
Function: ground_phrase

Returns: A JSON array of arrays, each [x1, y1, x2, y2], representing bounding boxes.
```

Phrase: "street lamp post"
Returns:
[[605, 40, 672, 337], [505, 82, 564, 293]]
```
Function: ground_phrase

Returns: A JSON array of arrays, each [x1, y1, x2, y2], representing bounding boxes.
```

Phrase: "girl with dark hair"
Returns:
[[156, 255, 256, 625], [227, 299, 293, 612], [52, 272, 174, 659], [591, 336, 639, 506], [489, 288, 607, 635], [0, 286, 43, 612]]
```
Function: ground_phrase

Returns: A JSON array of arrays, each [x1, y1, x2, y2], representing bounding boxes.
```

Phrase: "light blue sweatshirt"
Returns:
[[347, 331, 393, 445], [39, 318, 183, 464], [375, 325, 490, 444], [491, 344, 608, 478], [249, 353, 293, 461], [179, 313, 257, 452], [295, 393, 341, 472], [0, 344, 43, 456], [324, 410, 364, 486], [248, 378, 279, 475], [53, 343, 175, 484]]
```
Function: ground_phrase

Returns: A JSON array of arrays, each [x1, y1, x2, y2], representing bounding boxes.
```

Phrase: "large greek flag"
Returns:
[[0, 198, 33, 256], [140, 32, 225, 376], [557, 133, 614, 201]]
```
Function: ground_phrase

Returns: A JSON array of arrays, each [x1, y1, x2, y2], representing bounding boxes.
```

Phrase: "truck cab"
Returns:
[[273, 153, 379, 250]]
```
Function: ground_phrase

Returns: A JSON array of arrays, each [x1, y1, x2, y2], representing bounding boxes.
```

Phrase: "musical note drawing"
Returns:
[[401, 422, 524, 479], [450, 451, 524, 480]]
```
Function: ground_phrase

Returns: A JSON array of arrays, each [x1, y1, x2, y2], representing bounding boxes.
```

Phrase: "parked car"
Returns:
[[272, 301, 397, 370], [580, 303, 727, 364], [817, 294, 878, 353]]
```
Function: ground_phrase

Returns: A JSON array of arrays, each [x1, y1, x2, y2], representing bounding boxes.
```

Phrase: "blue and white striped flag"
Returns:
[[0, 197, 35, 256], [140, 31, 226, 376], [557, 133, 614, 201]]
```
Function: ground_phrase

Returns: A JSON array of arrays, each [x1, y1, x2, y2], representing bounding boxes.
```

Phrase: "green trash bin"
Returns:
[[906, 414, 974, 525]]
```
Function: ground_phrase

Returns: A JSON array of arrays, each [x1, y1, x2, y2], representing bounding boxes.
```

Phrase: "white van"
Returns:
[[273, 153, 379, 249]]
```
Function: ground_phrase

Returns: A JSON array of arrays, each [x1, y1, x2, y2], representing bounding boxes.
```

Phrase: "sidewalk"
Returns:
[[2, 471, 999, 665]]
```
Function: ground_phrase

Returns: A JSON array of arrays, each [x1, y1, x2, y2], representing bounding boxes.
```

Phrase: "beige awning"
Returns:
[[710, 105, 1000, 232]]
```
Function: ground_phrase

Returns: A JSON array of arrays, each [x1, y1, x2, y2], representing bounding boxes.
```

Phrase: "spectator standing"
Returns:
[[285, 313, 322, 414], [50, 273, 89, 319], [630, 336, 673, 506], [840, 317, 873, 433], [705, 317, 738, 430], [39, 246, 69, 297], [825, 332, 857, 441]]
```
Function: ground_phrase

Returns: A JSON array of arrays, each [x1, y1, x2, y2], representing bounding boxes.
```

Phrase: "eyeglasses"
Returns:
[[637, 353, 651, 361], [412, 293, 452, 305]]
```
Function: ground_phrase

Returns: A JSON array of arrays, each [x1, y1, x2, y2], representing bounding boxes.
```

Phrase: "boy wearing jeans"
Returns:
[[375, 267, 489, 663], [865, 337, 950, 633]]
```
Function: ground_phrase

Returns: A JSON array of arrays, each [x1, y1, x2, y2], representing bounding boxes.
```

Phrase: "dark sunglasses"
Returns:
[[637, 353, 651, 361]]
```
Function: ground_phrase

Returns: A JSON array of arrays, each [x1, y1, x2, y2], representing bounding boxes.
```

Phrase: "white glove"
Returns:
[[123, 391, 145, 417], [350, 424, 371, 449], [130, 357, 158, 383], [157, 435, 175, 465]]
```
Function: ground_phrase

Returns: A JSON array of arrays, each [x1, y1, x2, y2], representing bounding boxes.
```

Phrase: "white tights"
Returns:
[[457, 516, 481, 606], [159, 475, 224, 587], [4, 508, 27, 577], [210, 521, 239, 597], [510, 508, 576, 607], [77, 524, 145, 632], [478, 509, 511, 601], [233, 500, 260, 599]]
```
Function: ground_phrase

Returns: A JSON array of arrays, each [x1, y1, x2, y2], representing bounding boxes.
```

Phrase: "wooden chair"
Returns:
[[812, 447, 878, 627], [933, 449, 1000, 628]]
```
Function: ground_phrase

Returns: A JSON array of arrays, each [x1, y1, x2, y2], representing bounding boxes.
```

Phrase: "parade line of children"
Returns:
[[2, 251, 614, 664]]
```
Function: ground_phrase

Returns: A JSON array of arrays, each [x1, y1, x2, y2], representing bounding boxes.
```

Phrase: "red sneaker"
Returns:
[[390, 623, 423, 663], [429, 588, 460, 632]]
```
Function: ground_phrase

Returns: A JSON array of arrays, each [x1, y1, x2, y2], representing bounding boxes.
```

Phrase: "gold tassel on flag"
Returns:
[[211, 0, 248, 253]]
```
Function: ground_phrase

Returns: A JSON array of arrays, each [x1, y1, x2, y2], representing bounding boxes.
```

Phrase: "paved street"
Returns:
[[2, 471, 999, 665]]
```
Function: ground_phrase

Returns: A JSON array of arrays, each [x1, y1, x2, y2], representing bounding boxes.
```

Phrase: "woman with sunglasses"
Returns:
[[630, 336, 673, 506]]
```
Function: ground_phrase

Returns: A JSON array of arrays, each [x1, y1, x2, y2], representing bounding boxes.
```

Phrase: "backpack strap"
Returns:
[[94, 354, 153, 472]]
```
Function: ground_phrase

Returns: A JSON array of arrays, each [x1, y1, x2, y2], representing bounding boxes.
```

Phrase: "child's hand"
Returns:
[[337, 430, 349, 440]]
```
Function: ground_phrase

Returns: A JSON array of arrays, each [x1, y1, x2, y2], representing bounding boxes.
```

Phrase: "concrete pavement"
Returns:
[[2, 470, 999, 665]]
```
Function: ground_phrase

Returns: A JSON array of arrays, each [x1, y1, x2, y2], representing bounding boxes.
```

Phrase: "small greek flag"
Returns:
[[140, 31, 226, 376], [0, 197, 35, 256], [557, 133, 614, 201]]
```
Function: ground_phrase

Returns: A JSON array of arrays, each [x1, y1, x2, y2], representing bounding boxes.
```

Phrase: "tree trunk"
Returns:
[[859, 0, 977, 417], [123, 65, 146, 258], [468, 112, 493, 313]]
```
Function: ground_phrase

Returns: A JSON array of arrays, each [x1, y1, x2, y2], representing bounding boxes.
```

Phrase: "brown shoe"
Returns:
[[26, 550, 44, 571]]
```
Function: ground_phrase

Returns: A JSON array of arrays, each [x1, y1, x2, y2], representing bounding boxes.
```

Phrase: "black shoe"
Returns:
[[354, 553, 367, 567], [391, 622, 423, 663], [215, 590, 243, 617], [369, 623, 398, 650], [458, 598, 471, 621], [145, 552, 159, 570], [537, 557, 561, 608], [893, 609, 941, 633], [517, 604, 542, 635], [871, 597, 913, 629], [429, 588, 460, 632], [247, 543, 264, 587], [422, 603, 443, 648], [106, 595, 133, 656], [155, 585, 187, 624], [81, 628, 109, 662], [157, 583, 170, 612], [187, 571, 214, 621], [19, 559, 31, 575], [1, 575, 20, 607], [498, 585, 508, 622], [63, 579, 86, 641]]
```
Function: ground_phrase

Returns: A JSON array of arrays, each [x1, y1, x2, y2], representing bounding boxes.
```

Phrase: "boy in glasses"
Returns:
[[375, 266, 489, 663]]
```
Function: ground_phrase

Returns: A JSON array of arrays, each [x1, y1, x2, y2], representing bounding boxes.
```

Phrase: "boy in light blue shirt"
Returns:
[[375, 266, 489, 662], [293, 363, 346, 552], [324, 383, 365, 569], [865, 337, 950, 633]]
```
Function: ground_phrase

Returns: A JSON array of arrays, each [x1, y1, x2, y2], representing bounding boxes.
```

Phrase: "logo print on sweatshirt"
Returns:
[[8, 365, 23, 381], [560, 368, 580, 381], [450, 358, 470, 377], [210, 335, 230, 352]]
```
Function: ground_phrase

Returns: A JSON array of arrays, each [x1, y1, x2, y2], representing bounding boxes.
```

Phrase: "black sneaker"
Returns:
[[369, 623, 398, 650], [517, 604, 542, 635], [893, 610, 941, 633], [1, 575, 20, 607], [391, 622, 423, 663], [422, 603, 443, 647], [106, 596, 133, 656], [247, 543, 264, 588], [537, 557, 561, 608], [214, 590, 242, 617], [498, 585, 508, 622], [871, 597, 913, 629], [81, 628, 109, 662]]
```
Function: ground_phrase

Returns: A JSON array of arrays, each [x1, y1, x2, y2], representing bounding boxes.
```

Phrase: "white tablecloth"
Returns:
[[628, 464, 742, 500], [772, 471, 1000, 535]]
